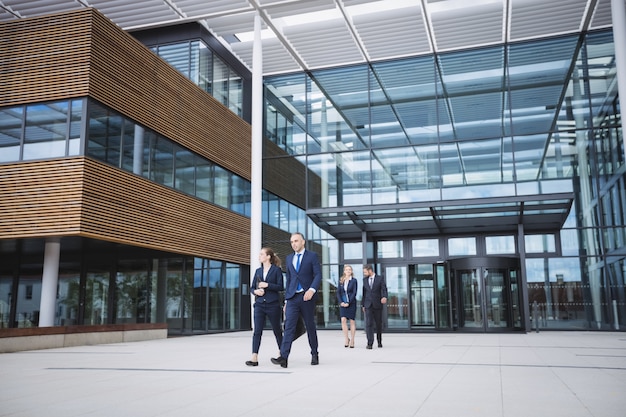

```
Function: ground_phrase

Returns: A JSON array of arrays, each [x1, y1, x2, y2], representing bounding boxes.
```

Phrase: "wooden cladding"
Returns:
[[0, 158, 251, 264], [0, 8, 251, 181]]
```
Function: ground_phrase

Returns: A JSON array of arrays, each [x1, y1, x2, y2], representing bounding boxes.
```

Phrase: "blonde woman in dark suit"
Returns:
[[337, 265, 358, 348]]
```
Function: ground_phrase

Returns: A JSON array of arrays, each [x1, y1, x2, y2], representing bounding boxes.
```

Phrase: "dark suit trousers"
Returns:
[[281, 292, 318, 358], [252, 301, 283, 354], [365, 307, 383, 346]]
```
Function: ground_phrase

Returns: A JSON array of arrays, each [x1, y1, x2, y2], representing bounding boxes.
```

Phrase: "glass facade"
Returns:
[[264, 29, 625, 331], [151, 40, 244, 118]]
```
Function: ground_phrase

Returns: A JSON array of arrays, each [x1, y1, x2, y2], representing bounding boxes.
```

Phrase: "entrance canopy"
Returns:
[[308, 192, 574, 239]]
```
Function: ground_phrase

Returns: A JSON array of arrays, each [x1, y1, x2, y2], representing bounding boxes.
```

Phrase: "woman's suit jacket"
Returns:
[[251, 264, 284, 304], [336, 278, 358, 305]]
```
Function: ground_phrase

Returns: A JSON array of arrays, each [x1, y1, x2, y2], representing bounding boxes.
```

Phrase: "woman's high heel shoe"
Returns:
[[345, 338, 350, 348]]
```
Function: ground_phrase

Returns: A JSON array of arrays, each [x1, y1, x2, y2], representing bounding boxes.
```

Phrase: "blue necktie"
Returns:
[[296, 253, 303, 291]]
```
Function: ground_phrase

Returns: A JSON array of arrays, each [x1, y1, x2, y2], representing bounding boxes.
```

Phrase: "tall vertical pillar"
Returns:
[[612, 0, 626, 160], [39, 237, 61, 327], [249, 12, 263, 325]]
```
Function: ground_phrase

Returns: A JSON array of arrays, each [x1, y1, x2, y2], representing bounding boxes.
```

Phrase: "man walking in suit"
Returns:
[[362, 264, 388, 349], [271, 232, 322, 368]]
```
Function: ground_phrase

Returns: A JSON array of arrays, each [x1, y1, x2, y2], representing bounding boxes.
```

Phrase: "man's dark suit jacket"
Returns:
[[284, 249, 322, 299], [362, 274, 388, 309]]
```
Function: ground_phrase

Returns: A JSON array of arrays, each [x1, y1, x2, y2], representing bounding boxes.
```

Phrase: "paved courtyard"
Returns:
[[1, 330, 625, 416]]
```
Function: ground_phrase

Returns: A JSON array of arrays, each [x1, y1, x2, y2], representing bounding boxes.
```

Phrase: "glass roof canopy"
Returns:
[[266, 31, 617, 239]]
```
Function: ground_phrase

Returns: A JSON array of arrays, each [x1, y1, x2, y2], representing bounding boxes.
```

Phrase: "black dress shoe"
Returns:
[[378, 342, 383, 348], [271, 356, 288, 368], [245, 360, 258, 367], [366, 345, 373, 350], [311, 354, 319, 365]]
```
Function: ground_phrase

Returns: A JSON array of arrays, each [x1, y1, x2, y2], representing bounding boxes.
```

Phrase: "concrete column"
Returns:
[[39, 237, 61, 327], [250, 12, 263, 326], [612, 0, 626, 160]]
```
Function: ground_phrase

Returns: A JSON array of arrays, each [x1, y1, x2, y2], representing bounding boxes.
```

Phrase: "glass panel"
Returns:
[[0, 105, 23, 162], [525, 234, 556, 253], [115, 259, 149, 324], [159, 43, 190, 78], [448, 237, 476, 256], [120, 119, 136, 172], [196, 158, 212, 201], [510, 269, 521, 328], [485, 235, 516, 254], [24, 102, 68, 160], [0, 273, 12, 328], [68, 99, 83, 156], [15, 269, 41, 328], [384, 266, 408, 329], [196, 41, 213, 94], [343, 242, 362, 259], [224, 263, 241, 330], [208, 260, 224, 330], [485, 268, 508, 328], [228, 68, 243, 117], [84, 268, 109, 325], [409, 264, 435, 326], [373, 145, 441, 203], [150, 137, 174, 187], [192, 258, 208, 331], [175, 145, 195, 195], [526, 257, 586, 329], [436, 264, 449, 328], [438, 46, 504, 141], [458, 268, 483, 328], [310, 66, 369, 151], [56, 268, 81, 326], [377, 240, 403, 258], [165, 258, 190, 333], [213, 56, 229, 107], [213, 165, 230, 208], [412, 239, 439, 257]]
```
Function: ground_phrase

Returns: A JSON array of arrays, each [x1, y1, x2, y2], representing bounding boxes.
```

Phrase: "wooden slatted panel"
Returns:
[[0, 8, 251, 181], [0, 10, 92, 104], [0, 158, 250, 264], [80, 158, 250, 264], [0, 159, 84, 237]]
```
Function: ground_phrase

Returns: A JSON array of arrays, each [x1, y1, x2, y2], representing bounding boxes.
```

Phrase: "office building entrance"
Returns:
[[381, 257, 522, 332], [449, 257, 522, 332]]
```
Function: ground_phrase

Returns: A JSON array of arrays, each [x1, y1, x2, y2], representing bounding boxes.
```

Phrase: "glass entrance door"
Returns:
[[450, 257, 520, 332]]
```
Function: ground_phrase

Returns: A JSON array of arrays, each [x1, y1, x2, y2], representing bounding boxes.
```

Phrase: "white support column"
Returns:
[[39, 237, 61, 327], [612, 0, 626, 160], [249, 12, 263, 324]]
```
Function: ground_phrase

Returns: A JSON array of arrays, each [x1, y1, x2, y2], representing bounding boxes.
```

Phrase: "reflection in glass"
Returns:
[[56, 271, 80, 326], [85, 270, 109, 325], [384, 266, 408, 329], [448, 237, 476, 256], [412, 239, 439, 257], [24, 102, 69, 160], [409, 264, 434, 326], [0, 106, 23, 162]]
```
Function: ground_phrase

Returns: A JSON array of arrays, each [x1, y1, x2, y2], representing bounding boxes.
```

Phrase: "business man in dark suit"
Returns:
[[271, 232, 322, 368], [362, 264, 388, 349]]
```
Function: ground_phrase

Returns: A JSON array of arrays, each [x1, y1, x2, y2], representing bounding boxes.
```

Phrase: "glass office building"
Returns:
[[1, 3, 624, 335], [262, 30, 624, 332]]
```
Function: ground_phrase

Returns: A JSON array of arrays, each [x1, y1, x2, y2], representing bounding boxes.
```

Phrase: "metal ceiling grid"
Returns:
[[0, 0, 615, 77]]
